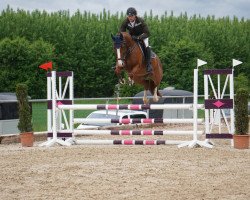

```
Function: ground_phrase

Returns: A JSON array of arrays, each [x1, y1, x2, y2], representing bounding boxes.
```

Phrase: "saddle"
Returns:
[[137, 40, 156, 59]]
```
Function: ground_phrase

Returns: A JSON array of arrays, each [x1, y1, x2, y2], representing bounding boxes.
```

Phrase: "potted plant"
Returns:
[[234, 88, 249, 149], [16, 83, 34, 147]]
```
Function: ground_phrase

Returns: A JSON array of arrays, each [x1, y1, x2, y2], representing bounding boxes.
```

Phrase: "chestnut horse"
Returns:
[[111, 32, 163, 104]]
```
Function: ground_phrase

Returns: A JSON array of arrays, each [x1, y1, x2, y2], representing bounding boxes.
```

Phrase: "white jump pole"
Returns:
[[73, 118, 203, 124], [73, 129, 203, 135], [75, 139, 189, 145], [58, 104, 204, 110]]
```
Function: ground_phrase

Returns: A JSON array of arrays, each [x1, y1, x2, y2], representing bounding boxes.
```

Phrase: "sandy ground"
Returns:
[[0, 124, 249, 200]]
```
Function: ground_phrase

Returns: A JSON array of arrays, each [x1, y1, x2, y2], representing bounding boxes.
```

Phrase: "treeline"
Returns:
[[0, 6, 249, 98]]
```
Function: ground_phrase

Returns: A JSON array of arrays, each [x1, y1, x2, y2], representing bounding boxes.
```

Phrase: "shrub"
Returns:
[[16, 83, 33, 132], [234, 88, 249, 135]]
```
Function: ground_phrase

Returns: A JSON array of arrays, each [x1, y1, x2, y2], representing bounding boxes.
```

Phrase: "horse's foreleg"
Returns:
[[119, 77, 126, 85], [153, 87, 159, 102], [143, 90, 149, 104], [128, 77, 134, 86]]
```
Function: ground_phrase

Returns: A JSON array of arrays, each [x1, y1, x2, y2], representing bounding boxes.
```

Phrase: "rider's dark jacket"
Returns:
[[120, 16, 150, 39]]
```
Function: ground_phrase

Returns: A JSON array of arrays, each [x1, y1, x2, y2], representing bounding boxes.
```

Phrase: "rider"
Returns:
[[120, 7, 152, 73]]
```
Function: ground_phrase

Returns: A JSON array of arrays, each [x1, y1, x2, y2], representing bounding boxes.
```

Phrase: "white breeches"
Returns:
[[143, 38, 149, 47]]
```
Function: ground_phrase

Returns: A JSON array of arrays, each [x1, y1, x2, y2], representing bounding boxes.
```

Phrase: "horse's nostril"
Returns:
[[118, 60, 123, 66]]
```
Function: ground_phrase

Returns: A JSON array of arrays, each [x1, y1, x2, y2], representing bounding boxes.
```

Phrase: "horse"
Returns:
[[111, 32, 163, 104]]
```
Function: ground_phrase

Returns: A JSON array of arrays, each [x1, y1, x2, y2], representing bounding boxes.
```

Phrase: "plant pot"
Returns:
[[233, 134, 249, 149], [20, 132, 34, 147]]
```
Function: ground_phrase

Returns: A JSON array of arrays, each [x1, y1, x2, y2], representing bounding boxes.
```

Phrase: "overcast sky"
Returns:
[[1, 0, 250, 19]]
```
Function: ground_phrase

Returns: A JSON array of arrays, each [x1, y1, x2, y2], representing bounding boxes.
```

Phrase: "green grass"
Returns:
[[198, 98, 205, 118], [32, 102, 47, 132]]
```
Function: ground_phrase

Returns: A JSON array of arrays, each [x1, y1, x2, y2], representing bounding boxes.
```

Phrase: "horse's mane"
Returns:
[[120, 32, 132, 42]]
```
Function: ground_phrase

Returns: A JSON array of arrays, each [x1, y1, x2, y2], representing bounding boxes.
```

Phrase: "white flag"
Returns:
[[197, 59, 207, 67], [232, 59, 242, 67]]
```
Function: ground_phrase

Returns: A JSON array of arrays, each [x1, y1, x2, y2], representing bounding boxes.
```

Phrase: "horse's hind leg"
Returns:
[[148, 81, 159, 102], [153, 87, 159, 102], [143, 90, 149, 104]]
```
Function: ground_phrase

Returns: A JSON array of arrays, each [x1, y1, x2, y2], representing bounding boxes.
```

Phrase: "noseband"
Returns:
[[116, 40, 137, 65]]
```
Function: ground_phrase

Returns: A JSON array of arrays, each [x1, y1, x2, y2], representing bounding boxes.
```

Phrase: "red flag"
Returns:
[[39, 61, 53, 71]]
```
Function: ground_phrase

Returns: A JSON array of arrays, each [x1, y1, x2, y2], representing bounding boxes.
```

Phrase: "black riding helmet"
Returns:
[[127, 7, 137, 16]]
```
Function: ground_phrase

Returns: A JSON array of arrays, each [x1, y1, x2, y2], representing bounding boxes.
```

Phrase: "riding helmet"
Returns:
[[127, 7, 137, 16]]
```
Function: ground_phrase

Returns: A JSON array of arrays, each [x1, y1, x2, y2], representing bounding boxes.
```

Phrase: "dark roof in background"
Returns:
[[134, 88, 193, 97]]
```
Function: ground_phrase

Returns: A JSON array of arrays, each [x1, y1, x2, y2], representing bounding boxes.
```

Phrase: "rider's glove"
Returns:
[[138, 33, 146, 40], [131, 35, 139, 40]]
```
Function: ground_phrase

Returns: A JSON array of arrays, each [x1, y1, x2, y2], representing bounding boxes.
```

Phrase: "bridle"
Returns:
[[113, 33, 151, 82], [115, 37, 137, 67]]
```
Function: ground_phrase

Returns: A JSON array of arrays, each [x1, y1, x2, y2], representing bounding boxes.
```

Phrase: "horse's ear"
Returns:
[[111, 33, 115, 40], [119, 33, 123, 40]]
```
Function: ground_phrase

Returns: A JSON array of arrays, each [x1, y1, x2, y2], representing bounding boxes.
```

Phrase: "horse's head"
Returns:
[[111, 32, 126, 68]]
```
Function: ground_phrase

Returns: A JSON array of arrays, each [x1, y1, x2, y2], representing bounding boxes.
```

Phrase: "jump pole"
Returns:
[[75, 139, 189, 145], [73, 118, 204, 124], [58, 104, 204, 110], [72, 130, 203, 135]]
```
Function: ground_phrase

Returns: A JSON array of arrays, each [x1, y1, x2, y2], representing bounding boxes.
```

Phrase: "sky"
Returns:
[[1, 0, 250, 19]]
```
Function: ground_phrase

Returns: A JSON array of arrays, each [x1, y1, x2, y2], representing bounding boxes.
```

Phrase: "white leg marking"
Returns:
[[153, 87, 159, 102], [116, 48, 123, 66], [143, 90, 149, 104]]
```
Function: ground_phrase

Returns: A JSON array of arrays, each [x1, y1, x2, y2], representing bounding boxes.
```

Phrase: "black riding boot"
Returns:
[[146, 47, 152, 73]]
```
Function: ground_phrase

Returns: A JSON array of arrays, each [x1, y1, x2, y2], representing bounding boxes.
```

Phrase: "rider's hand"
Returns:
[[131, 35, 139, 40], [138, 33, 146, 40]]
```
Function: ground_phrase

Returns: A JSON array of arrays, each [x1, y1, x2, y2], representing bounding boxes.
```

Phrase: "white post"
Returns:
[[51, 71, 57, 140], [204, 74, 210, 138], [178, 59, 213, 148], [47, 74, 52, 134], [193, 68, 198, 141], [231, 59, 242, 145], [217, 74, 221, 133], [230, 69, 235, 146], [58, 76, 62, 130], [70, 73, 74, 132]]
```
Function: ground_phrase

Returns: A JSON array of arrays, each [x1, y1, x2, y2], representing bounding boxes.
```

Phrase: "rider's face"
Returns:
[[127, 15, 136, 22]]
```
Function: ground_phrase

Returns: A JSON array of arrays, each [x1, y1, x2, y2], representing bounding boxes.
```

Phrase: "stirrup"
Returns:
[[146, 64, 152, 73]]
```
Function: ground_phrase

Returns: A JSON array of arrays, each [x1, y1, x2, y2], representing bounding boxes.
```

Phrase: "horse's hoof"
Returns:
[[153, 97, 159, 102], [119, 78, 126, 85]]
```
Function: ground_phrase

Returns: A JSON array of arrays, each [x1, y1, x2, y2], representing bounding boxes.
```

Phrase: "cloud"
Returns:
[[1, 0, 249, 19]]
